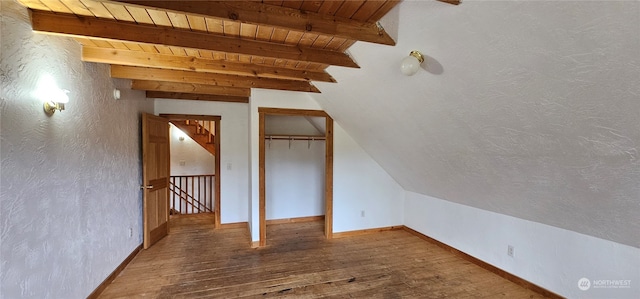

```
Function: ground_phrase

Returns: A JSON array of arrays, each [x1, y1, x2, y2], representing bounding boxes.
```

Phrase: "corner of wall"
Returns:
[[332, 122, 405, 233], [403, 191, 640, 298]]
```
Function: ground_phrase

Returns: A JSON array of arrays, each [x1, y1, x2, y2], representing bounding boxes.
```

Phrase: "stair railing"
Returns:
[[169, 175, 215, 215]]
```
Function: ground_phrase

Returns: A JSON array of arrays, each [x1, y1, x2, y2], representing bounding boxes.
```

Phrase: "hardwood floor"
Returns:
[[98, 215, 548, 298]]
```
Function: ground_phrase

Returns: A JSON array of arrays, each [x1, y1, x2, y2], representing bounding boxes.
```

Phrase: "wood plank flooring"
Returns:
[[98, 214, 548, 298]]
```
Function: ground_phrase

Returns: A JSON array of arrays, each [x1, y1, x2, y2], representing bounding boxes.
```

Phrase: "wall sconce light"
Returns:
[[175, 128, 187, 141], [43, 88, 69, 116], [401, 50, 425, 76]]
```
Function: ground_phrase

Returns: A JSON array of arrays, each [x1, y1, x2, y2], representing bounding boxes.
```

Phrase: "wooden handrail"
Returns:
[[169, 175, 214, 215], [173, 182, 209, 212], [169, 183, 210, 213], [170, 184, 197, 210], [170, 183, 209, 213]]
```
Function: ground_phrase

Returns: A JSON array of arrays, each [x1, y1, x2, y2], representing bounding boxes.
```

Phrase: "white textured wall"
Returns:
[[314, 0, 640, 248], [154, 99, 249, 224], [0, 1, 153, 298], [332, 123, 404, 232], [405, 191, 640, 298], [265, 139, 325, 220], [169, 124, 215, 176]]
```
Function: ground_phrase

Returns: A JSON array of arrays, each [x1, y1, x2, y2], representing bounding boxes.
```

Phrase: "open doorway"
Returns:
[[161, 114, 222, 228], [258, 108, 334, 246]]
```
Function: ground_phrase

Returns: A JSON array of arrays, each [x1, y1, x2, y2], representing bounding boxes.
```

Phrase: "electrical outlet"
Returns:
[[507, 245, 514, 257], [360, 210, 365, 217], [128, 228, 133, 238]]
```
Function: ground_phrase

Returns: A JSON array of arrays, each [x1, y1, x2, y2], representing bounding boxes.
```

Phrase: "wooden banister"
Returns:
[[173, 186, 207, 213], [170, 183, 209, 213], [169, 120, 216, 155], [170, 175, 215, 215], [170, 184, 208, 213]]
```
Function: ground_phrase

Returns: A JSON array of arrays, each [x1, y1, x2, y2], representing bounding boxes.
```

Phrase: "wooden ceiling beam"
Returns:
[[29, 9, 359, 68], [146, 91, 249, 103], [437, 0, 461, 5], [82, 46, 336, 82], [101, 0, 396, 45], [131, 80, 251, 97], [113, 65, 320, 93]]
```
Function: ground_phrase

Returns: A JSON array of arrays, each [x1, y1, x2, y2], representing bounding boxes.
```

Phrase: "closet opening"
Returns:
[[258, 108, 333, 247]]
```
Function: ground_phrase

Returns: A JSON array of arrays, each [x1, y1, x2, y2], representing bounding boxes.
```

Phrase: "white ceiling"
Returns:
[[312, 0, 640, 248]]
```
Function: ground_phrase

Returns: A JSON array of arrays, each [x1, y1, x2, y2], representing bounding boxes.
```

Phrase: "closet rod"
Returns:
[[264, 135, 325, 141]]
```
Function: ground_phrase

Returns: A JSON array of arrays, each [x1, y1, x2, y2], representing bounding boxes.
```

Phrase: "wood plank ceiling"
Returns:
[[19, 0, 457, 102]]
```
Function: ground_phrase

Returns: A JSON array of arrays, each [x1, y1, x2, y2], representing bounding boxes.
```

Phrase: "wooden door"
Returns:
[[142, 113, 170, 249]]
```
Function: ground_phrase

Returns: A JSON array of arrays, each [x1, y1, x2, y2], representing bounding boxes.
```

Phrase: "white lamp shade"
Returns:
[[401, 55, 421, 76], [51, 88, 70, 103]]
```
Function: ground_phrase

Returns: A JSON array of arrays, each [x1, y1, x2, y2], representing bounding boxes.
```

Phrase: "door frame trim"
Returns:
[[258, 108, 334, 246], [160, 114, 222, 228]]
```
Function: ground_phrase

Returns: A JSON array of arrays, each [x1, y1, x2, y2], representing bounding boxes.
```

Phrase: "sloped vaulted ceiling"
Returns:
[[312, 1, 640, 248]]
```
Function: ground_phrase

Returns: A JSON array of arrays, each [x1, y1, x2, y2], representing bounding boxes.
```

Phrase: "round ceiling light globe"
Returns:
[[401, 55, 420, 76]]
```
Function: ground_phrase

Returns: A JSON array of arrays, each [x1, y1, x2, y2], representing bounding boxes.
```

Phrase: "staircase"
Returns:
[[170, 119, 216, 155], [168, 119, 216, 215]]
